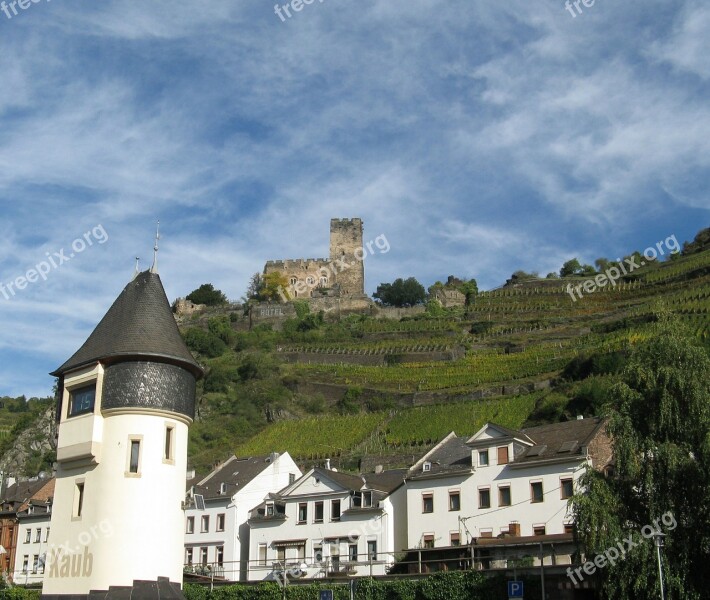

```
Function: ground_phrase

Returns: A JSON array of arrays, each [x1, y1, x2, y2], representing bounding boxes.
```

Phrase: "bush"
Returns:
[[186, 284, 228, 306], [184, 328, 227, 358]]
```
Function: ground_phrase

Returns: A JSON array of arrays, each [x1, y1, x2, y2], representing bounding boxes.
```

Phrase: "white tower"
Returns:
[[42, 267, 203, 599]]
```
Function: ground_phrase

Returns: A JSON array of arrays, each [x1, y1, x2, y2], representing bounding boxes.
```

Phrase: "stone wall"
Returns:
[[329, 218, 365, 296]]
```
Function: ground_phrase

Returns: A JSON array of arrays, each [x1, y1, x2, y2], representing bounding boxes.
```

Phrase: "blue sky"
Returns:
[[0, 0, 708, 397]]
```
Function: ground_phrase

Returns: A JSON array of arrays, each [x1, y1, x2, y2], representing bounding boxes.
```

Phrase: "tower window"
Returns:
[[164, 425, 175, 462], [68, 384, 96, 418], [129, 440, 141, 474], [74, 482, 85, 518]]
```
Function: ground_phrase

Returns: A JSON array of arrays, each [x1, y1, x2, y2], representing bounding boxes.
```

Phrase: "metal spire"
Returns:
[[132, 257, 140, 280], [150, 221, 160, 274]]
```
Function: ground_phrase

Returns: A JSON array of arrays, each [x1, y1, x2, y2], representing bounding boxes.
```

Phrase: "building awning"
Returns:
[[272, 539, 307, 548]]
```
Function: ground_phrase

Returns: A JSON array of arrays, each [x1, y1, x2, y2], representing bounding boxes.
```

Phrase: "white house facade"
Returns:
[[405, 418, 612, 549], [184, 453, 301, 582], [247, 466, 407, 581], [13, 502, 52, 586]]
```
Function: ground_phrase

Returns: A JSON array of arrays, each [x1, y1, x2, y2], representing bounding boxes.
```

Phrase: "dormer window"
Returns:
[[478, 450, 489, 467], [68, 384, 96, 418], [362, 491, 373, 508], [423, 462, 432, 472], [266, 503, 274, 516], [220, 482, 227, 495]]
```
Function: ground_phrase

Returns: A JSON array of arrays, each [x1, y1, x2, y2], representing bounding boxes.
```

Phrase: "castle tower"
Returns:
[[329, 218, 365, 296], [43, 270, 203, 598]]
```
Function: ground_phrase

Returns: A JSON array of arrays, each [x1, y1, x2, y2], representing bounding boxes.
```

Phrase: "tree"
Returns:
[[595, 257, 612, 272], [186, 283, 228, 306], [245, 272, 263, 300], [560, 258, 596, 277], [373, 277, 426, 307], [571, 318, 710, 599], [260, 272, 290, 302], [682, 227, 710, 256]]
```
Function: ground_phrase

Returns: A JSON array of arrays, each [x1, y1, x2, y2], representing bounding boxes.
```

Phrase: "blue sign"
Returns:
[[508, 580, 524, 598], [320, 591, 334, 600]]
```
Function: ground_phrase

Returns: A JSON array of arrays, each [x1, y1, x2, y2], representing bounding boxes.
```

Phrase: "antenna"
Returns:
[[150, 221, 160, 274]]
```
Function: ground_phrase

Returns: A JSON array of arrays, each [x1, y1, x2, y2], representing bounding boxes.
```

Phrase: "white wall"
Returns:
[[12, 513, 51, 586], [248, 472, 403, 581], [184, 453, 301, 582]]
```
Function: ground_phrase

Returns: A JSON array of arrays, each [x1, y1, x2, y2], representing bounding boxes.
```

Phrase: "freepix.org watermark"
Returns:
[[1, 0, 52, 21], [567, 234, 680, 302], [274, 0, 324, 23], [0, 224, 109, 301], [276, 233, 390, 302], [566, 511, 677, 586], [564, 0, 598, 18]]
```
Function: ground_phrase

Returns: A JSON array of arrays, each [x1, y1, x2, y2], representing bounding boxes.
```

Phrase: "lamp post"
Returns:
[[652, 531, 666, 600]]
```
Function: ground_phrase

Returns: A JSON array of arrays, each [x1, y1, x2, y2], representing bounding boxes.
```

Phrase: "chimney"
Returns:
[[509, 522, 521, 537], [325, 458, 331, 470], [374, 465, 384, 474], [186, 469, 196, 480], [269, 452, 280, 463]]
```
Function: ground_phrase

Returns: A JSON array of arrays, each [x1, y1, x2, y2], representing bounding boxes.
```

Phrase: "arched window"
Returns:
[[306, 276, 315, 286], [320, 277, 328, 286], [289, 277, 297, 286]]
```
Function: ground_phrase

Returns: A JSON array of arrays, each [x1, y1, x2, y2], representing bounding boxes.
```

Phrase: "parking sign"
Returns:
[[508, 580, 524, 598]]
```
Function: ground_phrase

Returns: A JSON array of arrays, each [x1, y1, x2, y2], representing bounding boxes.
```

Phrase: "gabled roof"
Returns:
[[513, 417, 606, 465], [51, 270, 203, 378], [466, 423, 534, 446], [192, 454, 290, 500], [1, 477, 55, 513], [408, 435, 473, 479], [364, 469, 407, 493]]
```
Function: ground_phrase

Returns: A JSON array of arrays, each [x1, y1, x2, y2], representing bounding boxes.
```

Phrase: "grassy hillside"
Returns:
[[181, 239, 710, 473]]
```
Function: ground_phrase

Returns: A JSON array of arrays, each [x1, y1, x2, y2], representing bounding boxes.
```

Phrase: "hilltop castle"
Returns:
[[264, 218, 367, 299]]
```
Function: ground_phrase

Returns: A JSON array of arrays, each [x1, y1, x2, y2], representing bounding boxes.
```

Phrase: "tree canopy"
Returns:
[[572, 318, 710, 599], [186, 283, 228, 306], [373, 277, 426, 307]]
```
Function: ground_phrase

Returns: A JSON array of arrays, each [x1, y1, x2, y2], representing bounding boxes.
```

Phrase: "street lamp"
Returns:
[[652, 531, 666, 600]]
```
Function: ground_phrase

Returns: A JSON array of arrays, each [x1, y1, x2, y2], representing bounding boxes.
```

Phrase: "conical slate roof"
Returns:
[[51, 270, 203, 378]]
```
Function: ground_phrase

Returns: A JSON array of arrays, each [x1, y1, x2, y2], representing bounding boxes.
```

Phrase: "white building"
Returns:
[[247, 466, 407, 581], [13, 500, 52, 586], [43, 265, 204, 598], [405, 418, 611, 549], [183, 453, 301, 581]]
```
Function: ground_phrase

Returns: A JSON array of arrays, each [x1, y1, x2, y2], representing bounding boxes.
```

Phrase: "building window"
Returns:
[[201, 515, 209, 533], [22, 555, 28, 574], [422, 535, 434, 549], [35, 528, 41, 543], [533, 525, 546, 536], [320, 277, 328, 286], [128, 439, 141, 474], [289, 277, 298, 286], [68, 384, 96, 418], [561, 478, 574, 500], [298, 503, 307, 523], [216, 546, 224, 567], [479, 489, 491, 509], [289, 473, 296, 484], [306, 276, 315, 286], [164, 425, 175, 462], [277, 547, 286, 564], [564, 524, 575, 534], [74, 482, 85, 518], [32, 555, 39, 574], [331, 499, 341, 521], [313, 544, 323, 563], [531, 481, 544, 503], [497, 446, 509, 465], [185, 548, 193, 565], [349, 544, 358, 562], [216, 513, 225, 532], [200, 547, 208, 565], [449, 491, 460, 511], [478, 450, 489, 466], [363, 491, 373, 508], [258, 544, 267, 566], [422, 462, 431, 472], [186, 517, 195, 534], [25, 529, 31, 543], [499, 486, 512, 507], [297, 544, 306, 561], [367, 540, 377, 561], [314, 501, 324, 523], [480, 530, 493, 538], [450, 532, 460, 546], [45, 528, 50, 542], [422, 493, 433, 513]]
